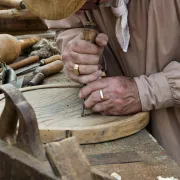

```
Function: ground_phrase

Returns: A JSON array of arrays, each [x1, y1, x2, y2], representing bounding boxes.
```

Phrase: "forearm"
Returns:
[[134, 61, 180, 111]]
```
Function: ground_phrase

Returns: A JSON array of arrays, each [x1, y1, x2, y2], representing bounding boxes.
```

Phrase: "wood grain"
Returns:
[[23, 0, 86, 20], [0, 9, 38, 20], [0, 86, 149, 144]]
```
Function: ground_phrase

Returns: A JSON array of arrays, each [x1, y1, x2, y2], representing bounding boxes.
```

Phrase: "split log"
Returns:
[[0, 9, 38, 20], [45, 137, 112, 180], [0, 19, 48, 32], [15, 31, 56, 39], [0, 0, 25, 9]]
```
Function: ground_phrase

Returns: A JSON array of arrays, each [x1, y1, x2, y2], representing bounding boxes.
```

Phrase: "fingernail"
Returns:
[[79, 91, 82, 98], [98, 70, 103, 76]]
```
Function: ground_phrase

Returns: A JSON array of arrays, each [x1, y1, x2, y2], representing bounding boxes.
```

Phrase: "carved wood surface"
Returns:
[[0, 86, 149, 144]]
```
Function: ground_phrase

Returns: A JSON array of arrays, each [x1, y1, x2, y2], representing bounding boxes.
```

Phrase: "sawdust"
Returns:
[[30, 38, 59, 59], [157, 177, 179, 180]]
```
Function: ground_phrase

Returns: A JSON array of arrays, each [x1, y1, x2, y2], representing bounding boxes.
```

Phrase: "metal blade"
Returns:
[[87, 151, 143, 165], [10, 77, 24, 88], [15, 63, 39, 76]]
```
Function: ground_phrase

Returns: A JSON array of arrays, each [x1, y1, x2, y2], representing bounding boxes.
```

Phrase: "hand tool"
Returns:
[[0, 62, 24, 88], [0, 0, 26, 9], [0, 56, 40, 73], [0, 34, 40, 64], [81, 22, 98, 117], [15, 55, 62, 75], [28, 60, 64, 86], [0, 84, 112, 179]]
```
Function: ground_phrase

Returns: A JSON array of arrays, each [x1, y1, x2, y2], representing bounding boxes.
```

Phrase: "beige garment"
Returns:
[[46, 0, 180, 165]]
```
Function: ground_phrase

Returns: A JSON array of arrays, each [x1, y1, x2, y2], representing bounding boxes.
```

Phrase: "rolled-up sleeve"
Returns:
[[134, 61, 180, 111]]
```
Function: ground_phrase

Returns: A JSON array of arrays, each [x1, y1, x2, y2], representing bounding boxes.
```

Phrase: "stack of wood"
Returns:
[[0, 0, 48, 32]]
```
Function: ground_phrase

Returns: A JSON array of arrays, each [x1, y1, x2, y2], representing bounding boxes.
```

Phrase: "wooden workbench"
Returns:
[[41, 70, 180, 180]]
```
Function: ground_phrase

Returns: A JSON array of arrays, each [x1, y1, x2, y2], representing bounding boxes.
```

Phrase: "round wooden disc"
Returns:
[[0, 86, 149, 144], [23, 0, 86, 20]]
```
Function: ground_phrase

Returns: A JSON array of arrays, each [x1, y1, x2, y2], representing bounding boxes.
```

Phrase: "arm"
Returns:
[[134, 61, 179, 111], [79, 61, 180, 115]]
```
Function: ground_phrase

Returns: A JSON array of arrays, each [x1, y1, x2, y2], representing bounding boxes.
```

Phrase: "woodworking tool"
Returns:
[[0, 62, 23, 88], [0, 84, 113, 179], [28, 60, 64, 86], [15, 55, 61, 75], [81, 22, 98, 117]]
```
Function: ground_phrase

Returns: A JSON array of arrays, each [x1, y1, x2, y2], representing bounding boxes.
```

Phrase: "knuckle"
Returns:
[[79, 76, 87, 84], [91, 92, 98, 102]]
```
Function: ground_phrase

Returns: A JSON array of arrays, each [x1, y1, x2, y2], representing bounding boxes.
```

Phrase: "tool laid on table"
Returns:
[[0, 56, 40, 73], [0, 0, 26, 9], [0, 62, 24, 88], [0, 34, 40, 64], [15, 54, 62, 75], [27, 60, 64, 86], [0, 58, 63, 88]]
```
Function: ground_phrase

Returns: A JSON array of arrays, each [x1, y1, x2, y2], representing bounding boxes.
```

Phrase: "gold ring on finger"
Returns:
[[73, 64, 80, 75], [99, 89, 104, 100]]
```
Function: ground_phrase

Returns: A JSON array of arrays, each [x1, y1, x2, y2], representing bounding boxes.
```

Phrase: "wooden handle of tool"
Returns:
[[0, 9, 38, 20], [3, 56, 39, 72], [35, 60, 64, 77], [19, 36, 41, 50], [40, 55, 62, 65], [83, 22, 98, 43], [0, 0, 25, 9]]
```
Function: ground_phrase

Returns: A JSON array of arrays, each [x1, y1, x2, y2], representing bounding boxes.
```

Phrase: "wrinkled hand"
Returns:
[[79, 76, 142, 115], [62, 33, 108, 84]]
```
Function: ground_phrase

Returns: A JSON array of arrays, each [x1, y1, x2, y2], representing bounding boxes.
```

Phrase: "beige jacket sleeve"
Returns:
[[134, 61, 180, 111], [44, 13, 87, 54]]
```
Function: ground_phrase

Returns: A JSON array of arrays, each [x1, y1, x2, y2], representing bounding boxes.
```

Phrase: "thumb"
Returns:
[[95, 33, 109, 47]]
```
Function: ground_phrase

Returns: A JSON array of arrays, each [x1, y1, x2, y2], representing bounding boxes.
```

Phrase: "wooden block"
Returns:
[[45, 137, 93, 180], [0, 9, 38, 20], [0, 19, 47, 32]]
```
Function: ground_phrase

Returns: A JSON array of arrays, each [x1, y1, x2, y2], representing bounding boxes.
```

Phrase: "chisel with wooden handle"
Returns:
[[15, 55, 62, 75], [28, 60, 64, 86], [81, 22, 100, 117]]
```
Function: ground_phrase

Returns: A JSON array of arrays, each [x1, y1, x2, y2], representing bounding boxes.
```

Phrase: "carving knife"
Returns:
[[15, 55, 62, 75]]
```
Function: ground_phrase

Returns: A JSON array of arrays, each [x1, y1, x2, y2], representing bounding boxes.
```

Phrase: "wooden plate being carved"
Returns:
[[0, 85, 149, 144]]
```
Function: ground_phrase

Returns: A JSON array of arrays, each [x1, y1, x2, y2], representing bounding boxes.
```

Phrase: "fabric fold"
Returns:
[[111, 0, 130, 52]]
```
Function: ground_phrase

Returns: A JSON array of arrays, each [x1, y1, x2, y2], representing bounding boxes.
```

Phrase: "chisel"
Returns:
[[81, 22, 98, 117], [28, 60, 64, 86], [15, 55, 62, 75]]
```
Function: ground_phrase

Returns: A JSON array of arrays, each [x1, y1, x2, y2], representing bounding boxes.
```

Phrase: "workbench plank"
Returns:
[[0, 87, 149, 145], [82, 130, 180, 180]]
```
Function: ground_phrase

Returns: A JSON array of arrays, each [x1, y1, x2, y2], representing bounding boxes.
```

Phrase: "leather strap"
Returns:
[[80, 0, 114, 10]]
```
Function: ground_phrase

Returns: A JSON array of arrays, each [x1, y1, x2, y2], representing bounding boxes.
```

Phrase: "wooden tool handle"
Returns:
[[0, 0, 25, 9], [83, 22, 98, 43], [0, 9, 38, 20], [19, 36, 41, 50], [35, 60, 64, 77], [39, 55, 62, 65], [3, 56, 40, 72], [29, 73, 45, 86]]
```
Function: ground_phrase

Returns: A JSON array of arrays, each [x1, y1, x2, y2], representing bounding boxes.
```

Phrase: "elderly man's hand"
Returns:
[[79, 76, 142, 115], [62, 33, 108, 84]]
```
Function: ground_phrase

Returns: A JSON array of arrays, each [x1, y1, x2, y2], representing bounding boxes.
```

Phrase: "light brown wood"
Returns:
[[0, 86, 149, 144], [0, 34, 40, 64], [0, 0, 23, 9], [23, 0, 86, 20], [45, 137, 93, 179], [19, 36, 41, 50], [0, 20, 47, 32], [0, 34, 21, 64], [0, 9, 38, 20]]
